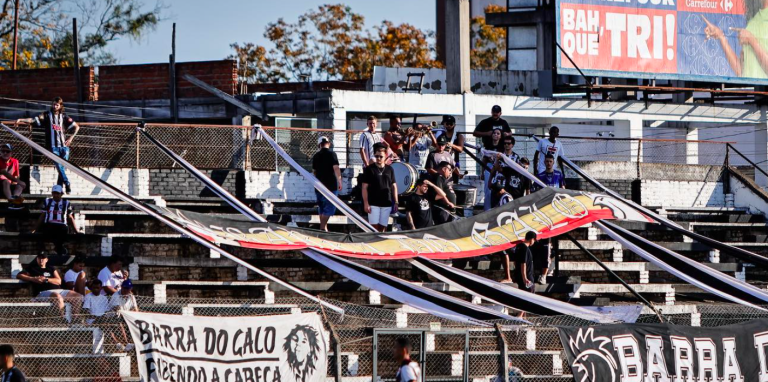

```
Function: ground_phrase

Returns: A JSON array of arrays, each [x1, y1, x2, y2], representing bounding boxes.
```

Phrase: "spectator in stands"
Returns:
[[406, 123, 436, 169], [16, 252, 82, 317], [536, 154, 566, 189], [359, 116, 382, 166], [361, 143, 398, 232], [405, 178, 452, 230], [533, 126, 566, 175], [428, 161, 457, 225], [505, 157, 532, 200], [312, 136, 342, 232], [473, 105, 511, 148], [33, 185, 80, 255], [434, 116, 465, 182], [513, 232, 537, 296], [394, 337, 421, 382], [63, 255, 88, 295], [383, 117, 406, 159], [490, 180, 513, 209], [17, 97, 80, 194], [0, 345, 25, 382], [83, 279, 109, 324], [0, 144, 25, 205], [98, 255, 128, 295], [482, 128, 504, 211], [425, 135, 456, 177], [110, 280, 138, 312], [533, 239, 552, 285]]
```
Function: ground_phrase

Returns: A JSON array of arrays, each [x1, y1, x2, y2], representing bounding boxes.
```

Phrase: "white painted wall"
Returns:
[[29, 166, 149, 197], [640, 180, 724, 207], [730, 177, 768, 215]]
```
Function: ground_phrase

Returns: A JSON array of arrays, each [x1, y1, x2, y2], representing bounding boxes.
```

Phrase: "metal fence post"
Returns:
[[495, 324, 509, 382], [463, 330, 470, 382], [136, 130, 141, 170], [373, 329, 378, 382]]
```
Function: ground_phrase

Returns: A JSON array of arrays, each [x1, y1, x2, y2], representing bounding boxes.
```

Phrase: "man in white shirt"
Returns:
[[109, 280, 138, 312], [394, 338, 421, 382], [533, 126, 566, 175], [82, 279, 109, 324], [359, 116, 382, 166], [97, 255, 128, 295]]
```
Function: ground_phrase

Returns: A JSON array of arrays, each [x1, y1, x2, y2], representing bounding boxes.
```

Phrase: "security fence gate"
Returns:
[[373, 329, 472, 382]]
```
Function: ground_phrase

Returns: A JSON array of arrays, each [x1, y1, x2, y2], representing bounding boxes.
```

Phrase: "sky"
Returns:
[[108, 0, 437, 65]]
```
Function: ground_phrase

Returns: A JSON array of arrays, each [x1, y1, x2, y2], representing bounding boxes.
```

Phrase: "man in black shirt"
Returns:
[[473, 105, 511, 148], [0, 345, 25, 382], [406, 178, 454, 230], [312, 136, 342, 231], [505, 157, 532, 200], [513, 232, 537, 295], [429, 161, 457, 225], [362, 143, 398, 232], [16, 252, 80, 316]]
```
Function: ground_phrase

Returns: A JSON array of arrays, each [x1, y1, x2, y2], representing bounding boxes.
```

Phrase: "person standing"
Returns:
[[383, 117, 406, 159], [361, 143, 398, 232], [0, 345, 25, 382], [428, 162, 457, 225], [513, 232, 537, 295], [18, 97, 80, 194], [33, 185, 81, 255], [405, 178, 452, 230], [394, 338, 421, 382], [505, 157, 532, 200], [536, 154, 566, 190], [406, 124, 436, 169], [533, 126, 566, 175], [0, 144, 25, 204], [481, 129, 504, 211], [434, 115, 465, 182], [425, 135, 456, 176], [359, 116, 382, 167], [473, 105, 511, 148], [312, 136, 342, 232]]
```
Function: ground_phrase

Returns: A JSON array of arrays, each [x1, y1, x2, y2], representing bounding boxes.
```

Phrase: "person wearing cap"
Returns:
[[311, 136, 342, 231], [490, 178, 513, 209], [17, 97, 80, 194], [0, 143, 25, 205], [428, 161, 457, 225], [434, 115, 465, 180], [16, 252, 83, 317], [109, 279, 138, 312], [0, 344, 25, 382], [473, 105, 511, 149], [533, 126, 566, 175], [361, 143, 398, 232], [33, 185, 81, 256], [425, 135, 456, 178]]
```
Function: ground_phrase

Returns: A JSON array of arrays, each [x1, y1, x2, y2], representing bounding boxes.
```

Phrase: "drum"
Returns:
[[391, 162, 419, 196], [453, 184, 477, 208]]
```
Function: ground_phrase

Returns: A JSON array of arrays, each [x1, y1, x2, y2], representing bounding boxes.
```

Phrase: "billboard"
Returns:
[[556, 0, 768, 84]]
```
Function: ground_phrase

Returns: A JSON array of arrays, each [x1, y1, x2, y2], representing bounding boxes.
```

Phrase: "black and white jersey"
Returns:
[[43, 198, 73, 225], [34, 112, 75, 149]]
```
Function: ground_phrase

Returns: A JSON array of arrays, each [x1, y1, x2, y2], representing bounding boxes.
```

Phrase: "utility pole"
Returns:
[[73, 18, 83, 115], [12, 0, 20, 70], [169, 23, 178, 122]]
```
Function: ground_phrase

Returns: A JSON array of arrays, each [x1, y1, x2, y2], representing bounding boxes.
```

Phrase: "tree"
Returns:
[[470, 4, 507, 70], [0, 0, 163, 70], [230, 3, 442, 83], [227, 42, 286, 88]]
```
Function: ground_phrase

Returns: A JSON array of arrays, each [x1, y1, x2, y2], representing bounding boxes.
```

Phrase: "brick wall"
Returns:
[[149, 169, 240, 198], [98, 60, 237, 101], [640, 180, 725, 207], [0, 67, 96, 101], [29, 166, 149, 196]]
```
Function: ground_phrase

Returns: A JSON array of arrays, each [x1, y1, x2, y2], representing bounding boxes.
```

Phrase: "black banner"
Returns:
[[558, 319, 768, 382]]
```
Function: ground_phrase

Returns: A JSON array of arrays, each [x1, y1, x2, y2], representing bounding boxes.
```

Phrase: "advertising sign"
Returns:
[[556, 0, 768, 84]]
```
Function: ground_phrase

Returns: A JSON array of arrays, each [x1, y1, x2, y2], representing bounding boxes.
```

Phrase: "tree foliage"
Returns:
[[0, 0, 162, 70], [470, 4, 507, 70], [231, 3, 443, 84]]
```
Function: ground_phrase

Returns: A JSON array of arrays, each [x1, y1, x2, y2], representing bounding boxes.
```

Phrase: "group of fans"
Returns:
[[310, 105, 567, 291]]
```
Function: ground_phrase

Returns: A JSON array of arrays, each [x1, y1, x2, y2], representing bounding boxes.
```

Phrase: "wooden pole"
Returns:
[[169, 23, 178, 123], [12, 0, 20, 70], [72, 18, 83, 116]]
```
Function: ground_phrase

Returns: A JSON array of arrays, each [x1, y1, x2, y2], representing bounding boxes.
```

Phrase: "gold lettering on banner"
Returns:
[[497, 211, 537, 239], [471, 222, 510, 247], [552, 193, 589, 219], [421, 234, 462, 253], [382, 235, 419, 254], [247, 227, 293, 245]]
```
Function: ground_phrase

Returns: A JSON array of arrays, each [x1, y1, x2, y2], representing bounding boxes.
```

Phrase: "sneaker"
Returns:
[[9, 195, 24, 205], [65, 184, 72, 194], [537, 275, 547, 285]]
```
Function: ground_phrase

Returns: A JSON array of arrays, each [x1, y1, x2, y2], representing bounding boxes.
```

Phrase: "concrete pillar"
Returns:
[[445, 0, 471, 94], [317, 108, 348, 167], [756, 121, 768, 188], [456, 93, 477, 176], [686, 127, 699, 165], [624, 118, 644, 163]]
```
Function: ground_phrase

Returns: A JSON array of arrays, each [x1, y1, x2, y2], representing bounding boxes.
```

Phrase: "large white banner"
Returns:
[[122, 311, 328, 382]]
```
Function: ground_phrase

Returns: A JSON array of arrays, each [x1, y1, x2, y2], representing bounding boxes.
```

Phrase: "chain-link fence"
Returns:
[[1, 295, 767, 382], [0, 122, 749, 172]]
